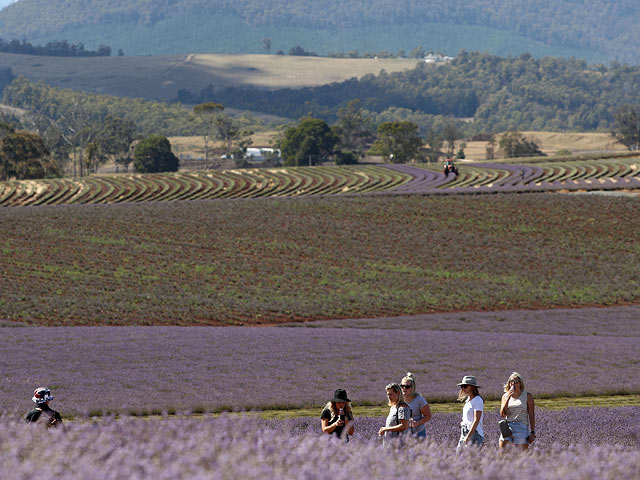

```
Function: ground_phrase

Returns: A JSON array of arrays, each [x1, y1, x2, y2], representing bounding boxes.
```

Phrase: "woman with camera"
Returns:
[[378, 383, 410, 446], [321, 388, 355, 441], [499, 372, 536, 450], [456, 375, 484, 450], [400, 372, 432, 439]]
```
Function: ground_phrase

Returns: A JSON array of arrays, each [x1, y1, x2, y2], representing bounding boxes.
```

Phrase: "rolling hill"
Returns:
[[0, 1, 639, 63], [0, 52, 418, 101]]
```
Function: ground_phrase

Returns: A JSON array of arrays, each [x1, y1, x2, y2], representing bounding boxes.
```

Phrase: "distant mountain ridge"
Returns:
[[1, 0, 639, 63]]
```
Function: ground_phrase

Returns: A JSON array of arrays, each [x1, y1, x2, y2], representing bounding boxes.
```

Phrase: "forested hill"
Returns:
[[177, 51, 640, 134], [0, 0, 639, 63]]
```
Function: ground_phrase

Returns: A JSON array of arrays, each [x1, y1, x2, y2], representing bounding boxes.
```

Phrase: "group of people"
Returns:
[[25, 371, 536, 450], [322, 371, 536, 450]]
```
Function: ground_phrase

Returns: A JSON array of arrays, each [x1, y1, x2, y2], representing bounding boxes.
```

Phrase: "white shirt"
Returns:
[[461, 396, 484, 437]]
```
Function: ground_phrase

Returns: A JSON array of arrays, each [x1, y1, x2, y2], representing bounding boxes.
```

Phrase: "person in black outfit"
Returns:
[[320, 389, 355, 440], [25, 387, 62, 428]]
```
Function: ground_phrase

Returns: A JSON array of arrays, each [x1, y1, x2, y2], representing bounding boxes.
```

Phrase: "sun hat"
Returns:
[[331, 389, 351, 403], [457, 375, 481, 388], [32, 387, 53, 404]]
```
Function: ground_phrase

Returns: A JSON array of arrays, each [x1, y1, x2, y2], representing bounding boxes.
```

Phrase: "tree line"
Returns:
[[1, 0, 639, 62], [3, 60, 640, 180], [0, 77, 269, 178], [0, 38, 112, 57]]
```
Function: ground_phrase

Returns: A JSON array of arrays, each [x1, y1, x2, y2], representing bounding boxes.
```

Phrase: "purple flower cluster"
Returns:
[[1, 320, 638, 415], [0, 409, 638, 479]]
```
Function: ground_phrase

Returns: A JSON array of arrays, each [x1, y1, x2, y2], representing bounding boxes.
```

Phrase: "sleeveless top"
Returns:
[[505, 389, 529, 425]]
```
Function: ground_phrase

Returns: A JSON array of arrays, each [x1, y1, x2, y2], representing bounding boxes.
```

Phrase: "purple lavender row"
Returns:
[[277, 407, 640, 448], [295, 305, 640, 337], [380, 163, 640, 195], [380, 164, 453, 192], [1, 411, 639, 478], [1, 325, 638, 415]]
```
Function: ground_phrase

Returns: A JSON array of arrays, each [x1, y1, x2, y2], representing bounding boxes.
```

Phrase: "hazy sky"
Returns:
[[0, 0, 16, 10]]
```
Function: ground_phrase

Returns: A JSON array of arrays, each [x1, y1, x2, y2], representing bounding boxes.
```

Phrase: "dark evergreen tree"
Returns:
[[612, 104, 640, 151], [280, 117, 338, 166], [133, 135, 179, 173]]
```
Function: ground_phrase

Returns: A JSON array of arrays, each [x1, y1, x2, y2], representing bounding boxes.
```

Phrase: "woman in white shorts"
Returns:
[[499, 372, 536, 450]]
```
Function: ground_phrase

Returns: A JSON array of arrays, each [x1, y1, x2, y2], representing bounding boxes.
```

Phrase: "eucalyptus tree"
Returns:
[[98, 115, 137, 172], [0, 130, 53, 180], [334, 99, 375, 159], [612, 104, 640, 151], [372, 121, 423, 163], [280, 117, 338, 166], [193, 102, 224, 169]]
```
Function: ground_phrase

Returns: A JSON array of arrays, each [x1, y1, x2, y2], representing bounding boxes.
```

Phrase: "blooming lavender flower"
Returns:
[[0, 410, 639, 479]]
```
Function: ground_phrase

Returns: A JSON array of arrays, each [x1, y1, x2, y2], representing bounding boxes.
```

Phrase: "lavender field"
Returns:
[[1, 409, 639, 479], [1, 307, 639, 415], [291, 305, 640, 336]]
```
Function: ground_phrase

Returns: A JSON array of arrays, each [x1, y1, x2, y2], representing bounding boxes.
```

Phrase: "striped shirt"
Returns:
[[505, 389, 529, 425]]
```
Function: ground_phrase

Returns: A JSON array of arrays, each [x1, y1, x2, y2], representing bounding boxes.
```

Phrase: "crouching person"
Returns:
[[25, 387, 62, 428]]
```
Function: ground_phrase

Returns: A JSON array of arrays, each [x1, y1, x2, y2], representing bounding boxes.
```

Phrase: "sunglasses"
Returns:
[[400, 384, 412, 389]]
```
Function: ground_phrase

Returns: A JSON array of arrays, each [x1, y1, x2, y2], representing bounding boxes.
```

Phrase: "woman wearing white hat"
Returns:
[[456, 375, 484, 450]]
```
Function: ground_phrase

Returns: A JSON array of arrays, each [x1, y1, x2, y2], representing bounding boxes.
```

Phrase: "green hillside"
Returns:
[[0, 1, 638, 63]]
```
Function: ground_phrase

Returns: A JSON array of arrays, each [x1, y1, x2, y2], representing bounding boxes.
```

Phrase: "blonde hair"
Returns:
[[323, 401, 353, 419], [386, 383, 405, 406], [402, 372, 421, 398], [503, 372, 525, 392]]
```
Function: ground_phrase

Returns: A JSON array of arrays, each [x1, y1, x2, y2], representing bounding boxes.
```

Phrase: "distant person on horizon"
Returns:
[[25, 387, 62, 428], [378, 383, 410, 446], [320, 389, 355, 441], [499, 372, 536, 450], [400, 372, 432, 439], [456, 375, 484, 451]]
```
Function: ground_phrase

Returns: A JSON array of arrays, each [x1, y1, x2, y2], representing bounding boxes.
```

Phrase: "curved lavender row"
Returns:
[[1, 412, 639, 479], [380, 162, 640, 195], [468, 163, 546, 187], [380, 164, 454, 193]]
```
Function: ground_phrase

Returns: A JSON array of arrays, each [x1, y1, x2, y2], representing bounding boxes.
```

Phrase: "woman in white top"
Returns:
[[400, 372, 432, 439], [499, 372, 536, 450], [456, 375, 484, 450]]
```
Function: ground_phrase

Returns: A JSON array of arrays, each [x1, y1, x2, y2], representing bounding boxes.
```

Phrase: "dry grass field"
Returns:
[[0, 52, 419, 101], [463, 132, 627, 160], [168, 131, 628, 161]]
